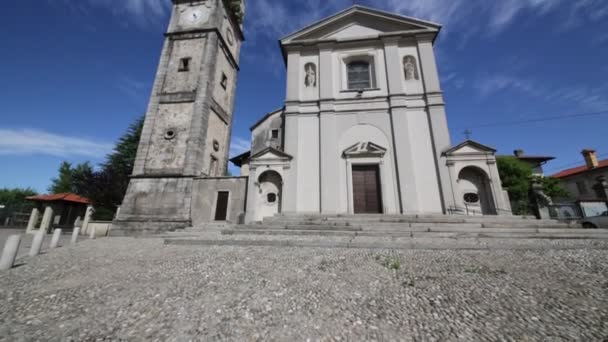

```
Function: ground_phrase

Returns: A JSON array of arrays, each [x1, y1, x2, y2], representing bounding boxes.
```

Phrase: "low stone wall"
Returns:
[[83, 222, 112, 237]]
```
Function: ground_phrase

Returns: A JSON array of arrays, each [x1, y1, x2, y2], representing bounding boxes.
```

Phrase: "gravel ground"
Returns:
[[0, 237, 607, 341]]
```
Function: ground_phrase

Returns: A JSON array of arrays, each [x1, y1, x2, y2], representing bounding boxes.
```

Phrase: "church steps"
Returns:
[[262, 215, 571, 227], [259, 219, 573, 230], [220, 229, 608, 239]]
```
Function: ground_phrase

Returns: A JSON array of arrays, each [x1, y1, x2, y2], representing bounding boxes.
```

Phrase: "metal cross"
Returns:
[[463, 129, 472, 140]]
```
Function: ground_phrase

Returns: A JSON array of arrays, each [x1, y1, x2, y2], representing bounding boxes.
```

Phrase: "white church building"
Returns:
[[230, 6, 511, 223], [113, 2, 512, 234]]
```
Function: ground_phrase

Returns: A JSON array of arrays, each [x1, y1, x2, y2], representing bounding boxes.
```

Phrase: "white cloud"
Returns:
[[116, 75, 150, 102], [56, 0, 171, 29], [229, 136, 250, 156], [0, 129, 113, 158], [383, 0, 606, 36], [475, 73, 608, 112]]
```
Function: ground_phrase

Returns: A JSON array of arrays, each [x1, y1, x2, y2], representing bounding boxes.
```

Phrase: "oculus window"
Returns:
[[267, 193, 277, 203], [463, 193, 480, 204]]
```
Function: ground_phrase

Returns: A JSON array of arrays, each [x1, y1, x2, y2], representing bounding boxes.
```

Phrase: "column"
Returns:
[[39, 206, 54, 233], [487, 160, 509, 215], [82, 205, 94, 235], [244, 167, 259, 222], [26, 208, 40, 234]]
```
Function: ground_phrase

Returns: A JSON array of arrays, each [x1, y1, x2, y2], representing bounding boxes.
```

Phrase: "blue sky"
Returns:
[[1, 0, 607, 193]]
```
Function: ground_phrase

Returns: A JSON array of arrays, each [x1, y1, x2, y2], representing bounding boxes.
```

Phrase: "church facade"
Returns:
[[113, 2, 511, 235]]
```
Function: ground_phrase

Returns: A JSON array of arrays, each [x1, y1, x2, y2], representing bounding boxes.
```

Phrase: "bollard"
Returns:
[[71, 227, 80, 244], [29, 231, 45, 257], [89, 226, 96, 240], [50, 229, 62, 249], [0, 235, 22, 271]]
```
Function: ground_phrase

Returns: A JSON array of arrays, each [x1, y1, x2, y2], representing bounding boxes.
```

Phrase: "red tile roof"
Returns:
[[551, 159, 608, 179], [26, 193, 91, 205]]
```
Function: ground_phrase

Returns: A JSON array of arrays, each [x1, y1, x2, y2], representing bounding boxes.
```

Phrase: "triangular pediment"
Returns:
[[443, 140, 497, 156], [343, 141, 387, 158], [281, 6, 440, 44], [250, 147, 292, 161]]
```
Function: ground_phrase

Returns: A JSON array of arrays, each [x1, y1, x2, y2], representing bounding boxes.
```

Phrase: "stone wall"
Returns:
[[191, 176, 248, 225]]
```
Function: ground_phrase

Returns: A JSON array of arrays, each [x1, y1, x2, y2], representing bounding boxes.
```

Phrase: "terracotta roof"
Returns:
[[551, 159, 608, 179], [27, 193, 91, 205]]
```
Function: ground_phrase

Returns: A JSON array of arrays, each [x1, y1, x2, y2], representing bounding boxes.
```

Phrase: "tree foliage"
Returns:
[[48, 162, 94, 194], [48, 117, 144, 220], [497, 156, 569, 215], [0, 188, 37, 208], [223, 0, 244, 23], [497, 156, 533, 215], [48, 161, 74, 193], [0, 187, 37, 222]]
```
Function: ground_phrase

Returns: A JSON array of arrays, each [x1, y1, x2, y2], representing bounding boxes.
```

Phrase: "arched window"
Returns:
[[347, 61, 372, 90]]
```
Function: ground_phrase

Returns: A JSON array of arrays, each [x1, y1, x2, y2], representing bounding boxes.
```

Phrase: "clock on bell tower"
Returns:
[[112, 0, 245, 235]]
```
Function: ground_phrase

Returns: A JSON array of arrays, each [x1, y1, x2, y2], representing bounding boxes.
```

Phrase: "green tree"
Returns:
[[0, 187, 37, 223], [540, 176, 570, 200], [0, 187, 37, 208], [48, 161, 74, 193], [497, 156, 569, 215], [74, 117, 144, 220], [497, 156, 533, 215], [48, 161, 94, 194]]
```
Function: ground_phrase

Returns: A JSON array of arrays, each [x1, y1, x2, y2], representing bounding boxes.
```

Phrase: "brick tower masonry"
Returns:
[[112, 0, 244, 235]]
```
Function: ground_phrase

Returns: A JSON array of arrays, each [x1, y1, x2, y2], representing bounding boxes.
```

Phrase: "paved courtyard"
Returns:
[[0, 236, 607, 341]]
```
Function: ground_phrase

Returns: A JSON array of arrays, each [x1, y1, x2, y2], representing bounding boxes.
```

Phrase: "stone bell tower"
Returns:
[[113, 0, 244, 234]]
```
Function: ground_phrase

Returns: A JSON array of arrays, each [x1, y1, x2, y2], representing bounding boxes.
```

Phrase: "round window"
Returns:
[[164, 129, 176, 140], [463, 193, 480, 204], [267, 193, 277, 203], [213, 140, 220, 152]]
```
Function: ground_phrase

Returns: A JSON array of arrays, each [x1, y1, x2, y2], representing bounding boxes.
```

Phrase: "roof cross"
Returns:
[[463, 129, 473, 140]]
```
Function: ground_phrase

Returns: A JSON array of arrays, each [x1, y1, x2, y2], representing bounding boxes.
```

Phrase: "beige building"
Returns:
[[553, 149, 608, 202]]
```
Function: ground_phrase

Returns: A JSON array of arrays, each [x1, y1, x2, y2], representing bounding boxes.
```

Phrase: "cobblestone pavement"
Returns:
[[0, 237, 607, 341]]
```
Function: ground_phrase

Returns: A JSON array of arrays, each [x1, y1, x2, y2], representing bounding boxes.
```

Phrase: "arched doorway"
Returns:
[[256, 170, 282, 221], [458, 167, 496, 215]]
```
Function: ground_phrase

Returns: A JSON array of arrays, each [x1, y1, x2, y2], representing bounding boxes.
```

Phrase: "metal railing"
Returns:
[[547, 204, 583, 220], [447, 205, 513, 216]]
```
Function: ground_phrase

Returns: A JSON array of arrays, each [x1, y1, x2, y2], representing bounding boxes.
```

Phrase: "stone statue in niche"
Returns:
[[403, 55, 419, 80], [304, 63, 317, 87]]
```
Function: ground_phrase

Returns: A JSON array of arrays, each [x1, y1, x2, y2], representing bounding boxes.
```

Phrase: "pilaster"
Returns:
[[417, 36, 454, 213]]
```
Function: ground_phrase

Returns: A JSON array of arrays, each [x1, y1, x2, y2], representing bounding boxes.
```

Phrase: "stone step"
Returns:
[[164, 237, 608, 250], [231, 225, 363, 232], [221, 228, 608, 239], [260, 219, 571, 230], [263, 215, 569, 226], [274, 213, 541, 221]]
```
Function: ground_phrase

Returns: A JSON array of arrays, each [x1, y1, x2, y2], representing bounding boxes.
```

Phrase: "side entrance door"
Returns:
[[214, 191, 229, 221], [352, 164, 383, 214]]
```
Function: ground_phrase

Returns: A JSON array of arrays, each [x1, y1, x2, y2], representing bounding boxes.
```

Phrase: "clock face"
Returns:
[[186, 9, 202, 23], [181, 7, 208, 25]]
